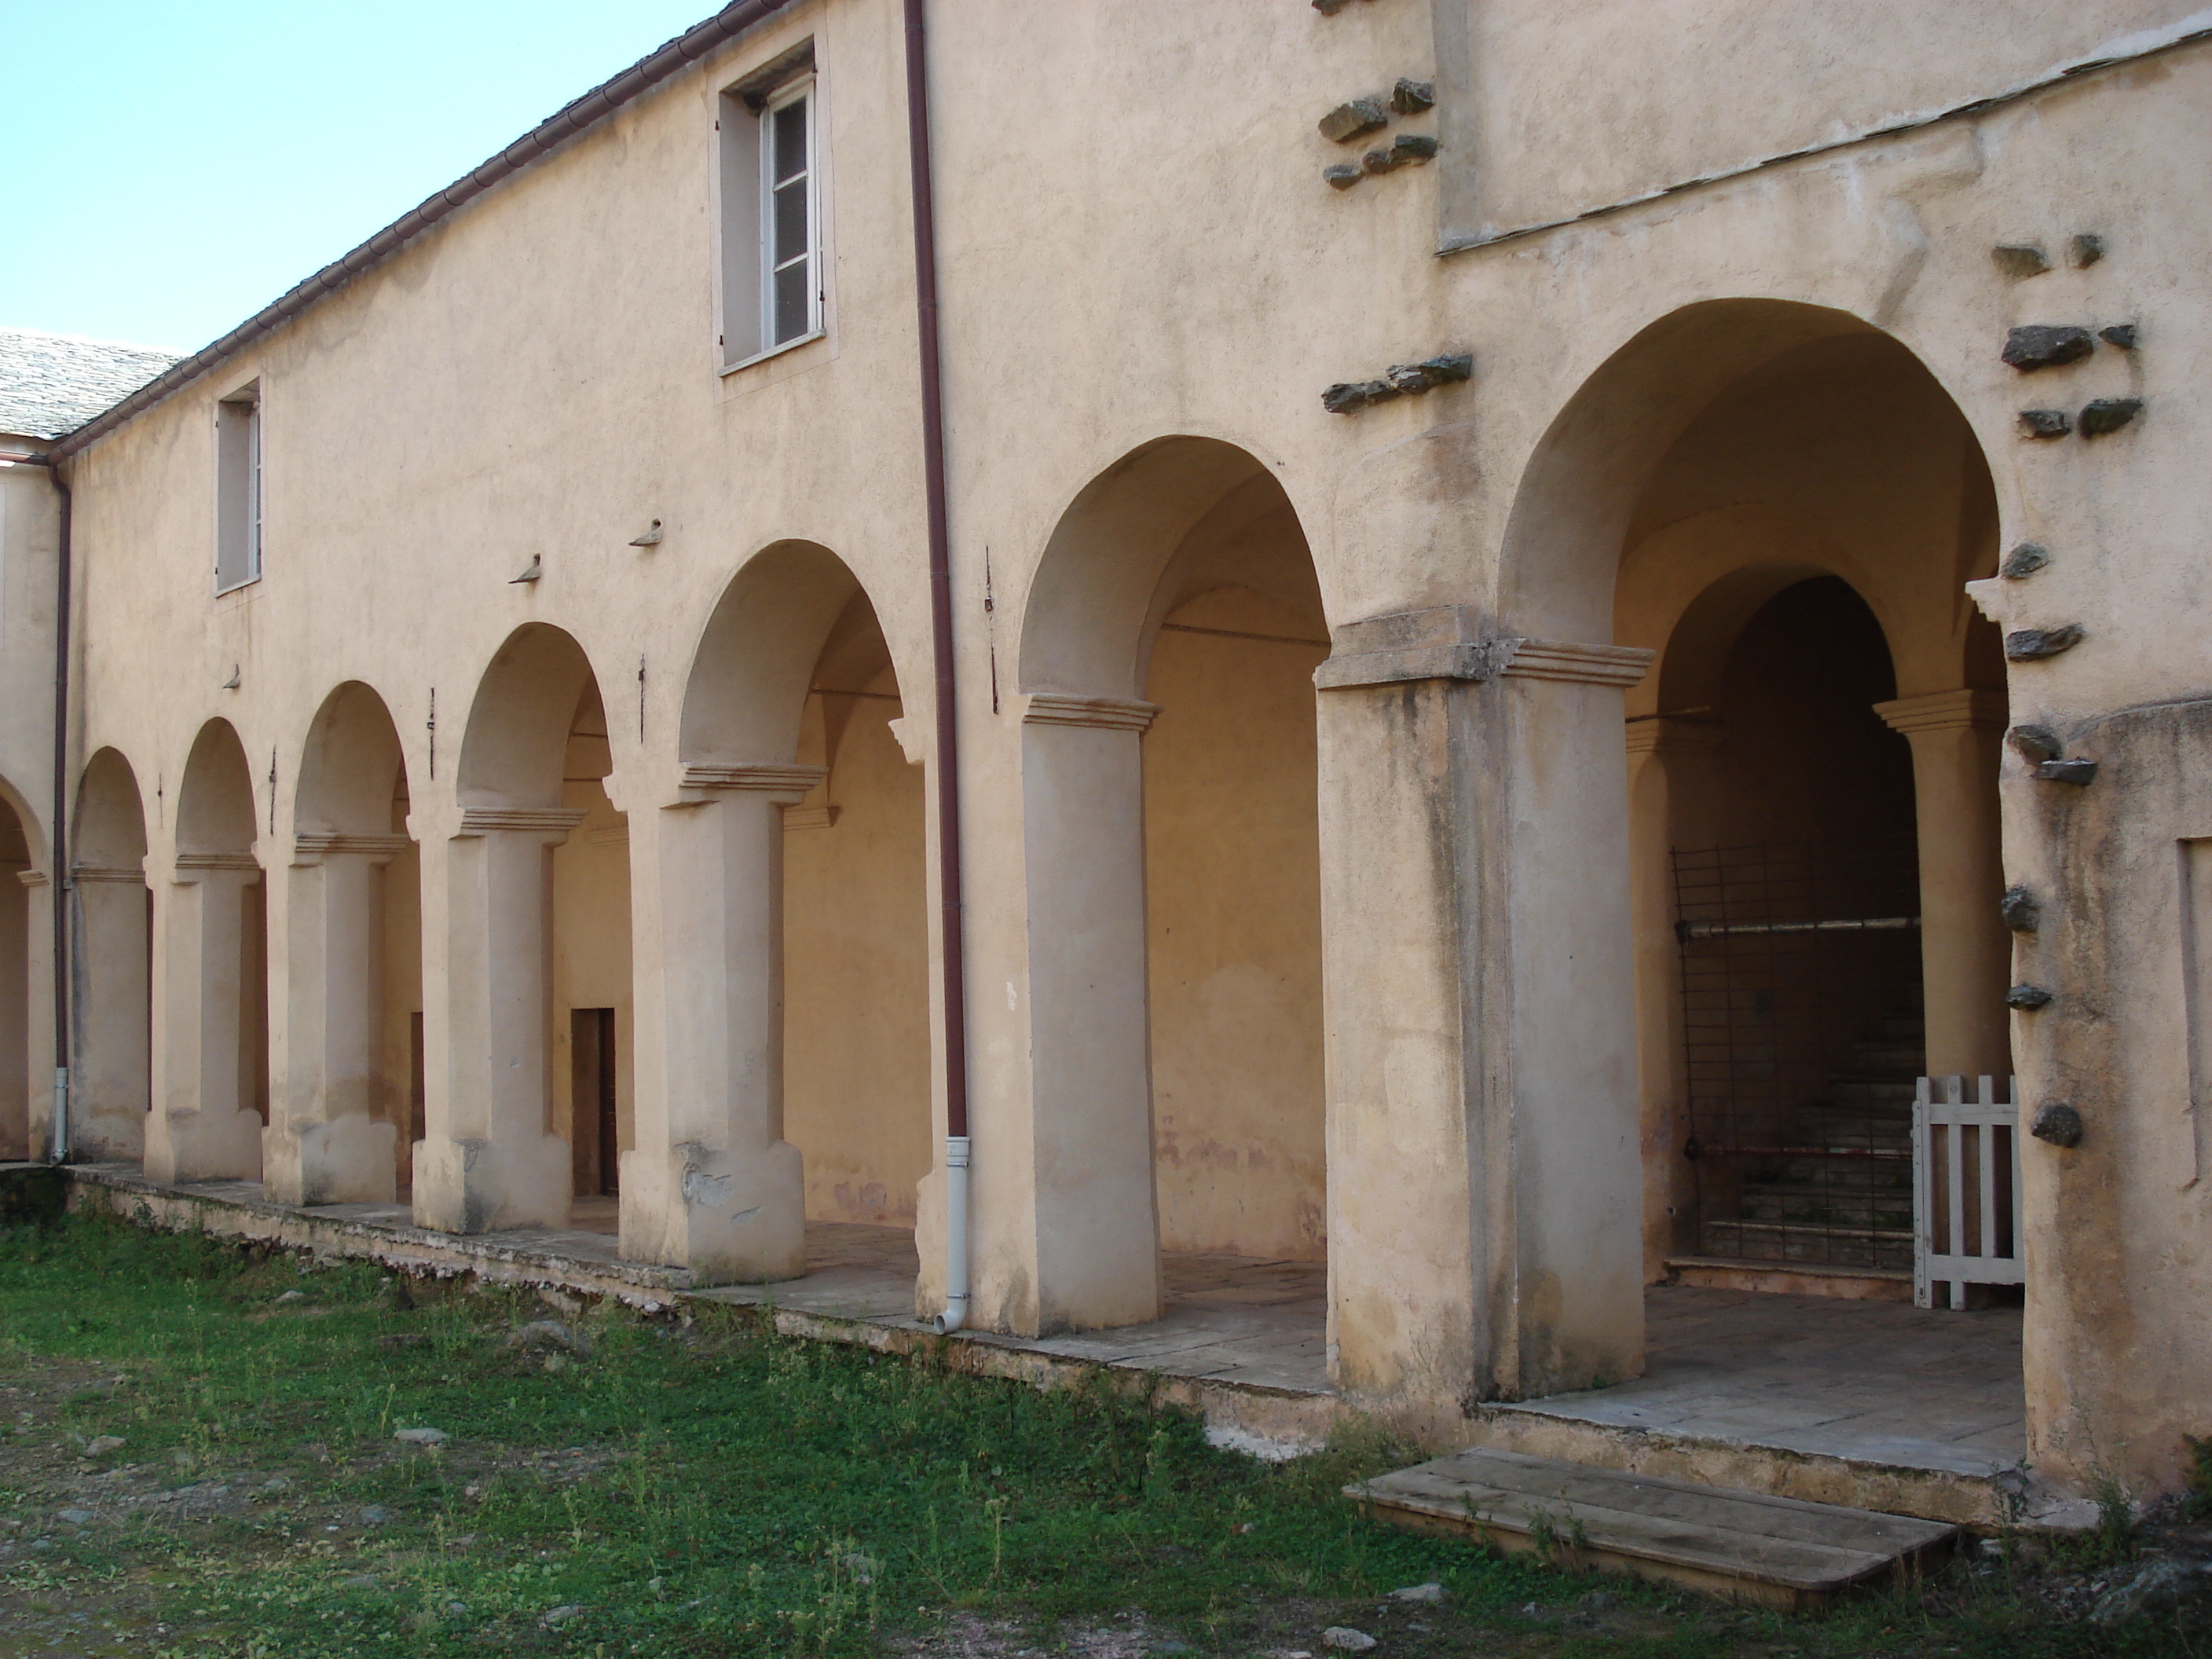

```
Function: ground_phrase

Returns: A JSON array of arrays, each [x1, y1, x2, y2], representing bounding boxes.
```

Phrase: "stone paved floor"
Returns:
[[70, 1168, 2024, 1473]]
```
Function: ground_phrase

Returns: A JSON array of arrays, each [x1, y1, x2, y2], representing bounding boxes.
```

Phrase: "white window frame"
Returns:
[[214, 384, 262, 595], [758, 75, 821, 356], [716, 48, 825, 375]]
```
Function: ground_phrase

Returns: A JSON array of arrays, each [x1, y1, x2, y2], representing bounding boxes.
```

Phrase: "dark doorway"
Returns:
[[570, 1008, 618, 1197]]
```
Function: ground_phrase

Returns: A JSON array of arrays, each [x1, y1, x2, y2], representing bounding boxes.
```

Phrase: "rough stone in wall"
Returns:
[[2002, 325, 2096, 371], [2071, 232, 2108, 267], [2078, 397, 2143, 436], [2008, 724, 2064, 764], [2001, 886, 2042, 933], [2031, 1101, 2085, 1148], [2006, 984, 2055, 1011], [1992, 244, 2052, 279], [1391, 79, 1436, 113], [1364, 133, 1438, 172], [2098, 322, 2139, 350], [2000, 542, 2050, 579], [2020, 408, 2072, 438], [1323, 164, 1364, 191], [1322, 353, 1470, 414], [2006, 623, 2086, 661], [2036, 758, 2100, 786], [1318, 98, 1389, 143]]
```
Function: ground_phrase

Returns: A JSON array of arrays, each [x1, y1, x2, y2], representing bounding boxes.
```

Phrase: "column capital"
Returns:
[[1313, 604, 1654, 690], [1624, 715, 1726, 758], [675, 763, 828, 804], [172, 851, 262, 877], [454, 806, 590, 838], [1498, 638, 1654, 688], [1019, 694, 1159, 732], [70, 862, 146, 884], [16, 867, 48, 888], [291, 832, 414, 865], [1873, 688, 2009, 737]]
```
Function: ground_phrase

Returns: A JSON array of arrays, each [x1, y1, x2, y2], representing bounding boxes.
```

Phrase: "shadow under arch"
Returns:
[[271, 681, 420, 1204], [0, 771, 43, 1160], [1008, 433, 1330, 1334]]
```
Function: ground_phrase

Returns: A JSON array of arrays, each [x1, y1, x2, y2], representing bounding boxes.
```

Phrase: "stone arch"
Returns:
[[68, 748, 151, 1162], [269, 683, 418, 1204], [148, 720, 268, 1182], [423, 625, 626, 1234], [632, 541, 928, 1284], [1011, 435, 1328, 1331], [1499, 298, 2007, 1316]]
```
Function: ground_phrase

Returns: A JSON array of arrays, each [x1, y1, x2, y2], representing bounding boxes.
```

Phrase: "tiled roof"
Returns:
[[0, 328, 181, 444]]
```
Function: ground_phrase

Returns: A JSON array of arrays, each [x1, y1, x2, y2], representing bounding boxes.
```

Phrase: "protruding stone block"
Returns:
[[2005, 983, 2054, 1011], [1318, 97, 1388, 144], [2000, 885, 2042, 933], [2019, 408, 2071, 438], [2071, 233, 2106, 267], [2002, 325, 2095, 372], [2000, 543, 2050, 579], [1391, 78, 1436, 113], [2007, 724, 2064, 764], [2005, 623, 2085, 662], [2031, 1101, 2085, 1148], [2036, 758, 2099, 786], [2098, 322, 2139, 350], [1992, 244, 2051, 279], [2078, 397, 2143, 437], [1324, 163, 1363, 190]]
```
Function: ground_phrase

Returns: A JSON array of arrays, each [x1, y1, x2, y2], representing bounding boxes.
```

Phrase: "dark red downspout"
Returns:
[[903, 0, 972, 1331]]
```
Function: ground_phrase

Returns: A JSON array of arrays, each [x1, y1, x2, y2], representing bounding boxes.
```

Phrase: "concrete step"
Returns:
[[1738, 1188, 1914, 1229], [1350, 1446, 1957, 1610], [1700, 1220, 1914, 1270]]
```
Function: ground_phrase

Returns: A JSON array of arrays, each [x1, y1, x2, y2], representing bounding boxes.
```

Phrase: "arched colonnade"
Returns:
[[35, 297, 2018, 1422]]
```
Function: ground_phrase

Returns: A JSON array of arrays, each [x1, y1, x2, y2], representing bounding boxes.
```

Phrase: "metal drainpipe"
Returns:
[[903, 0, 972, 1335]]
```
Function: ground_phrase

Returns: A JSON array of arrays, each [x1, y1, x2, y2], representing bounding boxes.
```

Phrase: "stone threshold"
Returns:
[[1665, 1255, 1915, 1302]]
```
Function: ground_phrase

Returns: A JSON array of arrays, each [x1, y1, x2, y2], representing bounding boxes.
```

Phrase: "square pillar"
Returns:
[[262, 835, 410, 1204], [413, 808, 583, 1233], [67, 862, 150, 1161], [1015, 694, 1163, 1333], [620, 764, 821, 1282], [146, 855, 266, 1182], [1317, 607, 1651, 1421], [1873, 690, 2011, 1077]]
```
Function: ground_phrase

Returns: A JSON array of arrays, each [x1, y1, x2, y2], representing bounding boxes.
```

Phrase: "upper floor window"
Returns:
[[214, 385, 261, 593], [720, 50, 822, 369]]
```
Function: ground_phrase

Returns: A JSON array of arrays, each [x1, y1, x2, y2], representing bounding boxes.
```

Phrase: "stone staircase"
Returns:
[[1697, 1013, 1921, 1275]]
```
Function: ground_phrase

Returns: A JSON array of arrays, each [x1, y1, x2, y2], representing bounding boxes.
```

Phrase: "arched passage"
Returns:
[[1608, 322, 2006, 1298], [71, 749, 150, 1161], [626, 541, 928, 1284], [418, 624, 627, 1234], [148, 720, 268, 1182], [1016, 437, 1328, 1330], [265, 682, 417, 1204]]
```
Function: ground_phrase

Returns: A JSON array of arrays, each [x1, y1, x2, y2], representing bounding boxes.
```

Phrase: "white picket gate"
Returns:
[[1912, 1075, 2024, 1309]]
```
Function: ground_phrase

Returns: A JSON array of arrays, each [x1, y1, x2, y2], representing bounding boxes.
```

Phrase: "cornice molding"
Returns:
[[1497, 638, 1655, 688], [293, 833, 414, 862], [455, 807, 590, 836], [678, 764, 829, 796], [1623, 716, 1727, 758], [1873, 689, 2010, 736], [172, 851, 262, 874], [70, 864, 145, 885]]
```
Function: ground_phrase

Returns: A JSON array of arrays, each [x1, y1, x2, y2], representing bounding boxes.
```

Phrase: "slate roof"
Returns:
[[0, 328, 182, 444]]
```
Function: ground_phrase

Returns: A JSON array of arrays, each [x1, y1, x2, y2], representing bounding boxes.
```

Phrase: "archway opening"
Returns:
[[1608, 326, 2008, 1304], [290, 682, 419, 1203], [1017, 436, 1328, 1328], [0, 789, 31, 1159], [71, 749, 151, 1162], [673, 540, 929, 1280]]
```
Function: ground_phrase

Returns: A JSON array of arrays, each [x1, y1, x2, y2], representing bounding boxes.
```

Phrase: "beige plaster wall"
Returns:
[[551, 775, 634, 1185], [42, 0, 2212, 1488], [1143, 584, 1328, 1261], [784, 676, 931, 1225]]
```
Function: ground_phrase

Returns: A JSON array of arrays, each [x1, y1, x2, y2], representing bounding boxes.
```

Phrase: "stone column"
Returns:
[[13, 869, 55, 1162], [1873, 690, 2010, 1077], [1016, 693, 1162, 1332], [1623, 717, 1726, 1278], [621, 764, 822, 1282], [413, 808, 584, 1233], [262, 835, 410, 1204], [68, 863, 150, 1162], [0, 860, 29, 1159], [146, 855, 267, 1183], [1317, 607, 1651, 1421]]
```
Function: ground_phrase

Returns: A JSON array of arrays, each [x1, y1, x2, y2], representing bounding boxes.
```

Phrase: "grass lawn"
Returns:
[[0, 1210, 2182, 1657]]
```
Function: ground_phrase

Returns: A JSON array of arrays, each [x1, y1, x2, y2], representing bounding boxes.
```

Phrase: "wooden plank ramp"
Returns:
[[1349, 1446, 1957, 1610]]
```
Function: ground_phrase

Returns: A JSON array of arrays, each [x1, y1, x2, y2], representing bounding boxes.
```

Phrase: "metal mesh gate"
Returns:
[[1672, 842, 1922, 1272]]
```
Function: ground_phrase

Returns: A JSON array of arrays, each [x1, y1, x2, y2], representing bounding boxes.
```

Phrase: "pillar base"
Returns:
[[144, 1107, 266, 1185], [618, 1141, 804, 1284], [262, 1115, 399, 1206], [412, 1132, 570, 1233]]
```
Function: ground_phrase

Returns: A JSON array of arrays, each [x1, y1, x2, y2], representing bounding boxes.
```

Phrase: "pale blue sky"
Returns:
[[1, 2, 725, 353]]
